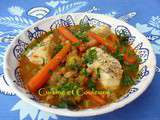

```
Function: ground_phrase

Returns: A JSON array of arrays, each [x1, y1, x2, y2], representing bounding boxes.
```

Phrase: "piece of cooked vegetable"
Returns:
[[88, 32, 117, 53], [57, 101, 69, 108], [81, 68, 89, 77], [52, 44, 63, 56], [58, 26, 80, 44], [58, 82, 80, 91], [79, 23, 92, 32], [88, 79, 96, 90], [121, 73, 135, 85], [84, 48, 97, 64], [96, 68, 100, 78], [123, 53, 137, 64], [73, 31, 89, 43], [88, 32, 106, 45], [66, 55, 81, 70], [126, 64, 139, 72], [26, 43, 71, 93], [86, 91, 106, 105]]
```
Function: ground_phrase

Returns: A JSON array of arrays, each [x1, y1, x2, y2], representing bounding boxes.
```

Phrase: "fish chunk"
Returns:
[[87, 47, 123, 90], [27, 34, 55, 65]]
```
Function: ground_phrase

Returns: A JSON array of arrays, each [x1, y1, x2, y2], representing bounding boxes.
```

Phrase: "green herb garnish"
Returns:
[[113, 49, 124, 64], [137, 56, 142, 63], [122, 74, 135, 85], [80, 37, 89, 42], [57, 101, 77, 109], [79, 23, 92, 32], [96, 68, 100, 78], [48, 31, 54, 35], [101, 46, 107, 52], [81, 68, 89, 77], [84, 49, 97, 64], [55, 44, 63, 52], [126, 64, 139, 72], [57, 102, 68, 108], [73, 31, 89, 42], [88, 79, 96, 90], [72, 42, 80, 46], [58, 82, 80, 91]]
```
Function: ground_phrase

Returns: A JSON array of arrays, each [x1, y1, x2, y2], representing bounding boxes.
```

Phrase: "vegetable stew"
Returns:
[[19, 24, 140, 110]]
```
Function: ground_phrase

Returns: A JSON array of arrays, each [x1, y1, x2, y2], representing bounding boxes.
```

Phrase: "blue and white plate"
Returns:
[[3, 13, 156, 117]]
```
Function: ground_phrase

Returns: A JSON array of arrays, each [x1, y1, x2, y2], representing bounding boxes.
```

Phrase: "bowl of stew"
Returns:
[[4, 13, 156, 117]]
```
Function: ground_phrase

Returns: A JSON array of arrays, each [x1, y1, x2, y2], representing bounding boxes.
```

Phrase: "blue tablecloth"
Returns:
[[0, 0, 160, 120]]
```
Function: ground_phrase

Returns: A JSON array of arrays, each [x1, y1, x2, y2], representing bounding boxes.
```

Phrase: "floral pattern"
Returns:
[[0, 0, 159, 120], [135, 16, 160, 54]]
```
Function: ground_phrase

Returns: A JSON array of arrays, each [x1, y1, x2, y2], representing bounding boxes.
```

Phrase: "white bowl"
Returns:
[[3, 13, 156, 117]]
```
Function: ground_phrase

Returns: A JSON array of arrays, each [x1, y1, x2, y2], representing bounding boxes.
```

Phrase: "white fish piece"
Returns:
[[26, 34, 55, 65], [87, 47, 123, 90], [100, 70, 120, 90]]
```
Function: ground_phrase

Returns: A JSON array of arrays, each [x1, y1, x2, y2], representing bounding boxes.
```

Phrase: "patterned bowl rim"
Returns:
[[3, 13, 157, 117]]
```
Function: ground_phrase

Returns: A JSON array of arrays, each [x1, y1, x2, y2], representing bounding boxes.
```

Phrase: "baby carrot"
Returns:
[[123, 53, 137, 64], [27, 43, 71, 93], [88, 32, 106, 46], [58, 26, 80, 43], [86, 91, 106, 105], [88, 32, 116, 53]]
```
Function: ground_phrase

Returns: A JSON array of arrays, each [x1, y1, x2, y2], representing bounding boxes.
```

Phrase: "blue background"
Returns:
[[0, 0, 160, 120]]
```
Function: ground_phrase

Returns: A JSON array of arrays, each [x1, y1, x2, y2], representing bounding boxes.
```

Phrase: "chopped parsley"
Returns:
[[96, 68, 100, 78], [137, 56, 142, 63], [80, 37, 89, 42], [81, 68, 89, 77], [52, 44, 63, 57], [88, 79, 96, 90], [113, 49, 124, 64], [57, 101, 77, 109], [73, 31, 89, 42], [47, 31, 54, 35], [72, 42, 80, 46], [79, 23, 92, 32], [84, 49, 97, 64], [126, 64, 139, 72], [57, 102, 68, 108], [58, 82, 80, 91], [55, 44, 63, 52], [122, 74, 135, 85]]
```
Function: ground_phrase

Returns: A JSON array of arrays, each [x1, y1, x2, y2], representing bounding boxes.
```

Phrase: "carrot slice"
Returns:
[[58, 26, 79, 43], [27, 43, 71, 93], [86, 91, 106, 105], [123, 53, 137, 64], [108, 34, 118, 43], [88, 32, 116, 53], [88, 32, 106, 46]]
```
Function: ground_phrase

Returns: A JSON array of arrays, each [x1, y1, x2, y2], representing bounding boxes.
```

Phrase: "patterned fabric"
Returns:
[[0, 0, 160, 120]]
